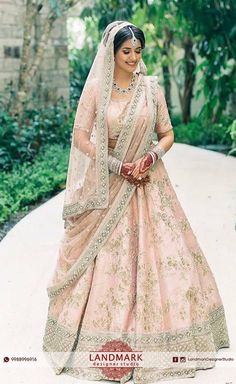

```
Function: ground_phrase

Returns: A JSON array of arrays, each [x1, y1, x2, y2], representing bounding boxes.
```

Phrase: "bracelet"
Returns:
[[108, 154, 123, 175], [149, 143, 166, 162], [147, 151, 157, 164], [118, 160, 123, 175]]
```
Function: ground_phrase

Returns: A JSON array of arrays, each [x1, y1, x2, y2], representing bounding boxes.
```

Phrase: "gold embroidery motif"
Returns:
[[43, 305, 230, 382]]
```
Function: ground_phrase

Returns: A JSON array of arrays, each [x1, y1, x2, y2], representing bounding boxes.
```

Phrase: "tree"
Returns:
[[132, 0, 197, 123], [174, 0, 236, 122], [12, 0, 81, 116]]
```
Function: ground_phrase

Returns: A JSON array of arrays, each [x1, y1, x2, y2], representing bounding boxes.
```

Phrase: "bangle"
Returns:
[[151, 143, 166, 160], [118, 161, 123, 175], [108, 154, 122, 175], [147, 151, 157, 164]]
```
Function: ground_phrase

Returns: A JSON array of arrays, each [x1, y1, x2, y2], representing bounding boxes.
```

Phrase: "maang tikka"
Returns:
[[128, 26, 138, 48]]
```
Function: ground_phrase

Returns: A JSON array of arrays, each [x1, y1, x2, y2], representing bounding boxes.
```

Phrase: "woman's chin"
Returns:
[[123, 65, 137, 73]]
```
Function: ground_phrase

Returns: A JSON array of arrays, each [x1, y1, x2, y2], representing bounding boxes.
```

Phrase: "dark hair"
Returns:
[[113, 25, 145, 55]]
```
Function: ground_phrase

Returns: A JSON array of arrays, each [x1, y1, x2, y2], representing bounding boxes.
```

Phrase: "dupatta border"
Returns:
[[112, 74, 145, 160], [62, 38, 114, 220], [62, 75, 158, 219], [48, 181, 136, 298], [47, 76, 159, 299]]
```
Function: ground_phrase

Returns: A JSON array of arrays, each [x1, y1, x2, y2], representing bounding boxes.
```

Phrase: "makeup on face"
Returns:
[[121, 45, 142, 67], [114, 38, 142, 76]]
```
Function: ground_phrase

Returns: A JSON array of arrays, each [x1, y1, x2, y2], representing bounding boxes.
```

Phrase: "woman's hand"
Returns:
[[120, 162, 150, 187], [130, 153, 154, 179], [120, 162, 135, 179]]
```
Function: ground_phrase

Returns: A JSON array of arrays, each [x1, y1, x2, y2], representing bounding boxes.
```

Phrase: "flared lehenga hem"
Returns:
[[42, 158, 230, 384], [43, 304, 230, 383]]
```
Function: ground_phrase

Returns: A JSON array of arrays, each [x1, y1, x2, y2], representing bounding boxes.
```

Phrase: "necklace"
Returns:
[[112, 73, 136, 95]]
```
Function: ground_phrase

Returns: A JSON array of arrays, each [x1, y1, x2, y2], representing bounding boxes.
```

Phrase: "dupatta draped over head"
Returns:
[[62, 21, 153, 228]]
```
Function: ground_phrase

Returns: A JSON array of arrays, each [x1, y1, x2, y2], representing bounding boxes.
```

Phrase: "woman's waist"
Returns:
[[108, 137, 119, 149]]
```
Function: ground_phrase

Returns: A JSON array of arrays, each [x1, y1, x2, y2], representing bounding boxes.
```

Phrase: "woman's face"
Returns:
[[114, 38, 142, 74]]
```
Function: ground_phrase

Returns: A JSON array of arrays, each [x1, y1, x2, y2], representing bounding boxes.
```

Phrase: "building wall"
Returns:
[[0, 0, 69, 106]]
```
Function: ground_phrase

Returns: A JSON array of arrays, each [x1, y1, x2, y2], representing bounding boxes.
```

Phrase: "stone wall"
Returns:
[[0, 0, 69, 106]]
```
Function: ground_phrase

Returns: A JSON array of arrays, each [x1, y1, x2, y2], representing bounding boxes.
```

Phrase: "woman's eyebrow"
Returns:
[[122, 46, 142, 49]]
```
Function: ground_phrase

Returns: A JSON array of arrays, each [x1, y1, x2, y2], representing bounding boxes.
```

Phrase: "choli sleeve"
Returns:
[[73, 78, 97, 136], [156, 85, 173, 134]]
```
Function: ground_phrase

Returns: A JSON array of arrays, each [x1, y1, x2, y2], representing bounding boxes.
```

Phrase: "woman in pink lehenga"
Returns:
[[42, 21, 230, 384]]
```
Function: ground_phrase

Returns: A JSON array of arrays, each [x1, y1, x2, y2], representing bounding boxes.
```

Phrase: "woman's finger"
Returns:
[[130, 159, 141, 175]]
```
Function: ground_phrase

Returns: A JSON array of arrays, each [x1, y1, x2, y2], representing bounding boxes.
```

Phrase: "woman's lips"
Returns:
[[126, 62, 137, 66]]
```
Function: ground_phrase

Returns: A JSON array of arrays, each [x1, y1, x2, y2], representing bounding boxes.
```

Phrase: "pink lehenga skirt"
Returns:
[[42, 153, 230, 384]]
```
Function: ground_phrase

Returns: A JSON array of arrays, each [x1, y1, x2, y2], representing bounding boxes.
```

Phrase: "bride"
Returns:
[[42, 20, 230, 384]]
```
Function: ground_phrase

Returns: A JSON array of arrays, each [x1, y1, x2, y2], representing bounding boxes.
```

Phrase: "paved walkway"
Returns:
[[0, 143, 235, 384]]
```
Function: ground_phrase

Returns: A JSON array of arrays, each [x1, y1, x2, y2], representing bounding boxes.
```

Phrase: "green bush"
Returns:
[[173, 115, 233, 147], [0, 143, 69, 225], [170, 113, 182, 127], [0, 99, 73, 172]]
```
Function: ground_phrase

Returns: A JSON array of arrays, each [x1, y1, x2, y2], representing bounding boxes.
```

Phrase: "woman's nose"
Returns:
[[129, 50, 137, 61]]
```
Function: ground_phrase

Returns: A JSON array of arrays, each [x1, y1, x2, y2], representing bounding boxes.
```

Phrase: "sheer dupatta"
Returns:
[[62, 21, 148, 228], [47, 74, 159, 298], [42, 74, 160, 373]]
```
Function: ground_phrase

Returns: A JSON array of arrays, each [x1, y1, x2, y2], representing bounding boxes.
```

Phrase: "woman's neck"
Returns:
[[113, 68, 135, 87]]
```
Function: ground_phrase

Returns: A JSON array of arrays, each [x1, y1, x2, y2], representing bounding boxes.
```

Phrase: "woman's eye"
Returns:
[[123, 50, 142, 54]]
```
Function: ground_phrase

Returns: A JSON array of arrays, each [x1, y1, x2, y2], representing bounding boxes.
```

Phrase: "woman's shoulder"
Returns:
[[89, 77, 99, 85], [82, 78, 99, 99], [85, 77, 99, 90], [143, 74, 158, 79], [143, 74, 159, 84], [143, 75, 163, 90]]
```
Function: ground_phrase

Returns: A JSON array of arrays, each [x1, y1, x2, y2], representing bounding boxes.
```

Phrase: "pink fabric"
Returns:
[[73, 99, 223, 332], [53, 159, 225, 334], [42, 87, 230, 383], [107, 98, 148, 139]]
